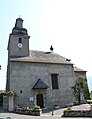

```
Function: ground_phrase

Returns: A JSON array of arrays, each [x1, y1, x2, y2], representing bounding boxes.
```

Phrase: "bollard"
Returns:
[[52, 110, 54, 116]]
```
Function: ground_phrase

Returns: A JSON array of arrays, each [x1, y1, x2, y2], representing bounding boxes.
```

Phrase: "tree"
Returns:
[[72, 77, 90, 104]]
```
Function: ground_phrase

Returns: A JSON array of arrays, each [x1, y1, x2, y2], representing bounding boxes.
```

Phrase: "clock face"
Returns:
[[18, 43, 23, 48]]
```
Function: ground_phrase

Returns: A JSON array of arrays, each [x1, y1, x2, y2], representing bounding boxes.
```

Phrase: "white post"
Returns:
[[80, 88, 86, 104], [8, 96, 14, 111]]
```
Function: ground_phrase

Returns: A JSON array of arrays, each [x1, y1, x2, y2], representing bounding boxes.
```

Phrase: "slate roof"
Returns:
[[10, 50, 73, 65], [32, 79, 49, 89], [74, 66, 86, 72]]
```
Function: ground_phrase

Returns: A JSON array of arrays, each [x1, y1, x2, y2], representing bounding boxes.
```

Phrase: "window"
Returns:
[[19, 38, 22, 43], [20, 90, 22, 94], [51, 74, 59, 89]]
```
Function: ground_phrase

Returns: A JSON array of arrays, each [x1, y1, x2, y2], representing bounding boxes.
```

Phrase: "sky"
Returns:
[[0, 0, 92, 91]]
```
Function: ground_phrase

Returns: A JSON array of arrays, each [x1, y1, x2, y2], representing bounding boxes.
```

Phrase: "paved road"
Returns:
[[0, 113, 91, 119]]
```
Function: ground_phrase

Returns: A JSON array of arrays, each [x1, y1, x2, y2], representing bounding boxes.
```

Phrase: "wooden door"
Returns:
[[36, 94, 44, 108]]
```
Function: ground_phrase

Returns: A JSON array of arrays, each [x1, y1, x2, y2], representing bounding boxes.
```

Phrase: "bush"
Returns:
[[86, 100, 92, 104], [34, 105, 40, 109], [6, 91, 15, 96], [66, 107, 72, 111]]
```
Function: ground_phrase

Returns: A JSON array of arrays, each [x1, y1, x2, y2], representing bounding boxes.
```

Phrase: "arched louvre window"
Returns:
[[19, 38, 22, 43]]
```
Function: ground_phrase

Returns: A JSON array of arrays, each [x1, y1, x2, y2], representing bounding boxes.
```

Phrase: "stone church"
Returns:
[[6, 18, 87, 109]]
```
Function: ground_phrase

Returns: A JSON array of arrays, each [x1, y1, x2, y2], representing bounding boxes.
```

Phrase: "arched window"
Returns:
[[18, 38, 22, 43]]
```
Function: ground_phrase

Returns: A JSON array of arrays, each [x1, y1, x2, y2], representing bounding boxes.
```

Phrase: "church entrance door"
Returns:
[[36, 94, 44, 108]]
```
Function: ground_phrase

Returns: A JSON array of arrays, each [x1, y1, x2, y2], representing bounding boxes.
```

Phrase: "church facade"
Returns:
[[6, 18, 87, 109]]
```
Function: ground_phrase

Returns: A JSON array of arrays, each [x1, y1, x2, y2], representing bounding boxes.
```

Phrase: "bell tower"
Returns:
[[7, 18, 30, 58], [6, 18, 30, 90]]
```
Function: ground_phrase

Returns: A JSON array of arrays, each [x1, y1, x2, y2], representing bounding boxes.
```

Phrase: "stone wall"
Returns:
[[8, 34, 29, 58], [10, 61, 75, 108], [15, 108, 41, 116], [63, 110, 92, 117]]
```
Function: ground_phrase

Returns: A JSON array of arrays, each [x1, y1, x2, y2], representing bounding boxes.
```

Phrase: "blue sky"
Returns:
[[0, 0, 92, 91]]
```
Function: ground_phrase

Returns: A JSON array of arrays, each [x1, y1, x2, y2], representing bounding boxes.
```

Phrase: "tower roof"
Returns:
[[11, 18, 28, 35], [16, 17, 23, 21]]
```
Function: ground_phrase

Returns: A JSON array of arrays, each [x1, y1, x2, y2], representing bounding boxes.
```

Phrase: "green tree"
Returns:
[[72, 77, 90, 104]]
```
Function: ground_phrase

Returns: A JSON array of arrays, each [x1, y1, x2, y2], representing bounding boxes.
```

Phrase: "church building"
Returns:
[[6, 18, 87, 109]]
